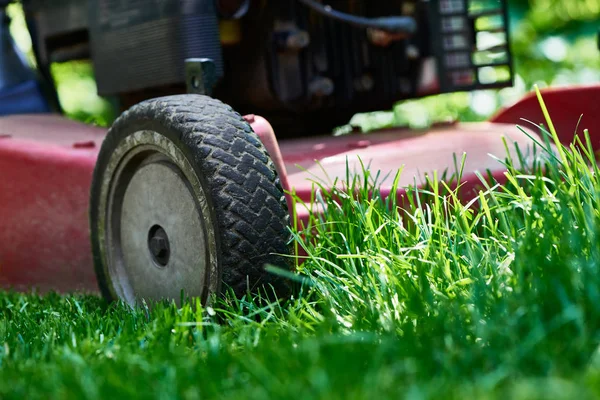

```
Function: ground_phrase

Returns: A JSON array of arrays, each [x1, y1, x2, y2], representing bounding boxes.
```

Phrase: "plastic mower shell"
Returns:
[[0, 84, 598, 298]]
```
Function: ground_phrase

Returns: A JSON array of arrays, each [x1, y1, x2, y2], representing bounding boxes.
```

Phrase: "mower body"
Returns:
[[0, 0, 598, 295]]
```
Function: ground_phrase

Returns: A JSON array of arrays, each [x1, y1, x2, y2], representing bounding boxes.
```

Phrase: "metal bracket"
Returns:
[[185, 58, 217, 97]]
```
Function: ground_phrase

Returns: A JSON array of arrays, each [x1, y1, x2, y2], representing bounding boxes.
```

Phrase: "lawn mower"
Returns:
[[0, 0, 598, 307]]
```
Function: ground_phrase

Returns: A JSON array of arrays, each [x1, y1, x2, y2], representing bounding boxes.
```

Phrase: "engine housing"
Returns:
[[22, 0, 513, 134]]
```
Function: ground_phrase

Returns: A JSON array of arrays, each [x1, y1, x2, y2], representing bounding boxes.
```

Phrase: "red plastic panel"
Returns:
[[490, 84, 600, 150], [279, 122, 542, 226], [0, 115, 105, 293]]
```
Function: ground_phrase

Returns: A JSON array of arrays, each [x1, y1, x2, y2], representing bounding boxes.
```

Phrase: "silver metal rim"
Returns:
[[97, 130, 219, 307]]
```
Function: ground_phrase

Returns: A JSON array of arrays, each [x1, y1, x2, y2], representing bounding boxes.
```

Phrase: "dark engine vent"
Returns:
[[89, 0, 224, 96], [266, 0, 513, 114]]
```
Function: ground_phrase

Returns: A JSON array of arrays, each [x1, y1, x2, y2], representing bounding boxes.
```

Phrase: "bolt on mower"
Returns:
[[0, 0, 598, 307]]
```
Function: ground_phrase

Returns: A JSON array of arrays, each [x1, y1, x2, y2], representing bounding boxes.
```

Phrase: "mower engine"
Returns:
[[261, 0, 513, 110], [22, 0, 513, 134]]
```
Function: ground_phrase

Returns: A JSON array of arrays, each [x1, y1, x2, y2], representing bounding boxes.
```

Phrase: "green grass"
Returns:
[[3, 90, 600, 398]]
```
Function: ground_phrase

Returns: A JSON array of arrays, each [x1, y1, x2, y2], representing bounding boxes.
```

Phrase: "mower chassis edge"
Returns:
[[490, 84, 600, 148], [3, 85, 597, 294]]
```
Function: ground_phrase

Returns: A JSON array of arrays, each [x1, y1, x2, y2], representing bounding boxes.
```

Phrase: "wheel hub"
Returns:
[[99, 131, 220, 307], [116, 158, 208, 303]]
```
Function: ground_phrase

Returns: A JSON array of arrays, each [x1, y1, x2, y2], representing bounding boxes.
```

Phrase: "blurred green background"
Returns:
[[7, 0, 600, 131]]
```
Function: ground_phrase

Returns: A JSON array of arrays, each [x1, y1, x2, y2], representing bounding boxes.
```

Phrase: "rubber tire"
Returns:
[[90, 94, 292, 303]]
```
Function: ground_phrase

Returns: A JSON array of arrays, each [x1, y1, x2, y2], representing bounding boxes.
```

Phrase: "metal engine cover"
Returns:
[[89, 0, 224, 96], [261, 0, 514, 114]]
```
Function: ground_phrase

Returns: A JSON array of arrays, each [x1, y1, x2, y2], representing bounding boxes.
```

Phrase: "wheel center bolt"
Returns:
[[148, 225, 170, 267], [150, 236, 168, 258]]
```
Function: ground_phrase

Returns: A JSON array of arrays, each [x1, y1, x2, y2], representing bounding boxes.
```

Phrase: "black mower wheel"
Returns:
[[89, 94, 292, 306]]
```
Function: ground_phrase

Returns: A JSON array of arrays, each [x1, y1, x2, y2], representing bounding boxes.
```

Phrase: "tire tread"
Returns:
[[94, 94, 292, 300]]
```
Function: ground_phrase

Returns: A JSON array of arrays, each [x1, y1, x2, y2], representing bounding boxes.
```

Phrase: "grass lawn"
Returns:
[[2, 91, 600, 398]]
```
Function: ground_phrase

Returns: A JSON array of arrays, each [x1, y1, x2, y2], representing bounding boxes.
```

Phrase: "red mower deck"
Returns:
[[0, 85, 598, 294]]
